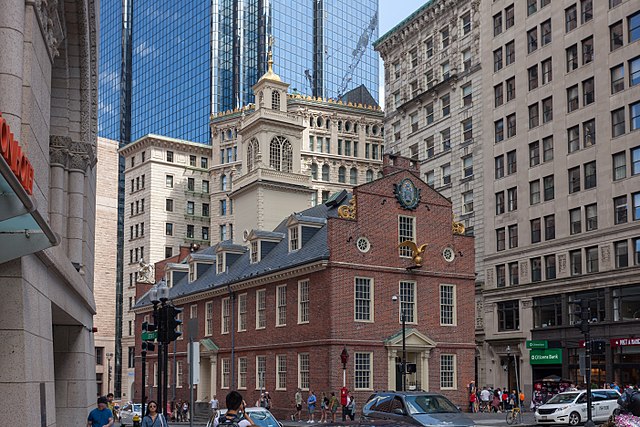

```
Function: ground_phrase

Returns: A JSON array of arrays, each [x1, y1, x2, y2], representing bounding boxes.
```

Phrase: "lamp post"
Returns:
[[506, 345, 520, 411], [106, 352, 114, 394], [340, 347, 349, 388], [392, 295, 406, 392], [149, 282, 164, 416]]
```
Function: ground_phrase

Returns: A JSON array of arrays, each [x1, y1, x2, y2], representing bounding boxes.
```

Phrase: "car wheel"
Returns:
[[568, 411, 581, 426]]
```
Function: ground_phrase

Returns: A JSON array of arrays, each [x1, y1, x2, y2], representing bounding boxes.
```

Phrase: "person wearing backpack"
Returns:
[[214, 391, 255, 427]]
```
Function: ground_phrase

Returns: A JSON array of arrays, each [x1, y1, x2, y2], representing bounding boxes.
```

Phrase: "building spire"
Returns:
[[259, 35, 282, 82]]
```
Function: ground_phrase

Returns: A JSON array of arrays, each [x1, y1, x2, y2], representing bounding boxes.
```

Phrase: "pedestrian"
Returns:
[[491, 392, 501, 413], [141, 400, 167, 427], [182, 400, 189, 422], [264, 392, 272, 410], [468, 390, 477, 413], [210, 395, 220, 418], [518, 390, 525, 411], [329, 392, 339, 423], [480, 386, 491, 412], [347, 393, 356, 420], [319, 392, 328, 423], [292, 388, 303, 421], [342, 391, 351, 421], [214, 391, 256, 427], [87, 396, 115, 427], [307, 390, 317, 423]]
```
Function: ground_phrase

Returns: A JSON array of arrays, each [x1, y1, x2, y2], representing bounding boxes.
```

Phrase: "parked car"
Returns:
[[535, 389, 621, 425], [120, 403, 142, 427], [207, 407, 282, 427], [361, 391, 475, 427]]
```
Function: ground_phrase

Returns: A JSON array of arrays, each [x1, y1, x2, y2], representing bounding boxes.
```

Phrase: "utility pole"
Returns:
[[572, 299, 595, 427]]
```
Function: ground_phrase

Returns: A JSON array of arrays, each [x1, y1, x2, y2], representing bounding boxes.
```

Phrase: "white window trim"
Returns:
[[398, 215, 416, 258], [256, 355, 266, 391], [298, 280, 310, 324], [204, 301, 213, 336], [238, 293, 247, 332], [353, 352, 374, 391], [221, 358, 230, 389], [250, 240, 260, 263], [276, 355, 287, 391], [298, 353, 310, 391], [256, 288, 266, 330], [276, 284, 287, 327], [221, 297, 230, 334], [289, 225, 301, 252], [176, 361, 183, 388], [439, 284, 457, 326], [399, 280, 418, 324], [238, 357, 247, 390], [440, 354, 458, 390], [354, 277, 374, 323]]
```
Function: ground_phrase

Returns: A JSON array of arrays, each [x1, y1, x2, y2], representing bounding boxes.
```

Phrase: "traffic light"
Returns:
[[571, 299, 590, 334], [164, 305, 183, 343], [591, 340, 606, 355], [141, 321, 156, 352]]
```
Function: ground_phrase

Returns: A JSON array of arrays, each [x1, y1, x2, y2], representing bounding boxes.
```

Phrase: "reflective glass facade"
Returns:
[[99, 0, 379, 144]]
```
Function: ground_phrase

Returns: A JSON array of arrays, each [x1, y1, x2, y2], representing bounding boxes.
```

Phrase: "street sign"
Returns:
[[530, 348, 562, 365], [142, 331, 157, 341], [526, 340, 548, 349]]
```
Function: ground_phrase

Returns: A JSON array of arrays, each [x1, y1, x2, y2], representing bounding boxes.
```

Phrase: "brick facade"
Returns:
[[134, 157, 475, 414]]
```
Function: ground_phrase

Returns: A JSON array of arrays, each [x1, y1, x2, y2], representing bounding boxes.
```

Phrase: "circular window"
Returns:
[[442, 247, 455, 262], [356, 237, 371, 253]]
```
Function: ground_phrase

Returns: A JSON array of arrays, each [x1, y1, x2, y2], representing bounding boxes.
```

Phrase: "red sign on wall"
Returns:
[[0, 112, 35, 194], [610, 338, 640, 347]]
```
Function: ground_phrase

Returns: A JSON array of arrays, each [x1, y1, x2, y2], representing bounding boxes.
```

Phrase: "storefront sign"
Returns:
[[530, 348, 562, 365], [0, 113, 34, 194], [611, 337, 640, 347], [526, 340, 548, 349]]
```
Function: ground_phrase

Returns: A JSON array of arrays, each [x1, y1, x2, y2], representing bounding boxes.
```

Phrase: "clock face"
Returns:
[[443, 247, 455, 262], [395, 178, 421, 210]]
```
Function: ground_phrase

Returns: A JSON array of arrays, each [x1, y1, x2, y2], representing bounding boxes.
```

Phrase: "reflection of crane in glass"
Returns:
[[336, 9, 378, 99]]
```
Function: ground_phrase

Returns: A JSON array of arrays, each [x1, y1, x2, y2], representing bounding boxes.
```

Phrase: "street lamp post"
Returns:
[[392, 295, 406, 392], [149, 282, 164, 416], [106, 352, 114, 394], [506, 346, 520, 411], [340, 347, 349, 388], [158, 280, 170, 418]]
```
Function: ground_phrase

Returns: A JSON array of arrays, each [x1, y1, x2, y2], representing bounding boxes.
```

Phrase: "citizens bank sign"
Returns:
[[530, 348, 562, 365], [0, 112, 35, 194]]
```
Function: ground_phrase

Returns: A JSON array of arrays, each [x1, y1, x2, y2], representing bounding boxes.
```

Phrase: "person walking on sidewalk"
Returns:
[[319, 392, 328, 423], [347, 393, 356, 421], [87, 396, 114, 427], [328, 392, 339, 423], [292, 388, 303, 421], [141, 400, 167, 427], [210, 395, 220, 418], [307, 390, 317, 423]]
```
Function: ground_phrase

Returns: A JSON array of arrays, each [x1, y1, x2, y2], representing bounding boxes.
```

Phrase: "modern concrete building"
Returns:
[[94, 137, 120, 396], [0, 0, 99, 424], [132, 155, 476, 414], [374, 0, 484, 279], [479, 0, 640, 394]]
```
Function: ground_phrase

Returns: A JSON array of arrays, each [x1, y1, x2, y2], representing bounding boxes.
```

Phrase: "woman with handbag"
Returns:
[[141, 401, 167, 427]]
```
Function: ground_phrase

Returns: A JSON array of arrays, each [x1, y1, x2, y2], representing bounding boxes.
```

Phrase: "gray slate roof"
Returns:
[[134, 195, 350, 309]]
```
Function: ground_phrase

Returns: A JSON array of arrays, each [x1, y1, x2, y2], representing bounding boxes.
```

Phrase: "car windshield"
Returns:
[[246, 410, 277, 427], [546, 393, 579, 404], [405, 395, 460, 414], [132, 404, 142, 413]]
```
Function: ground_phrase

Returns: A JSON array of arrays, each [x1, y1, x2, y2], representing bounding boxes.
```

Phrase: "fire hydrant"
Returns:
[[132, 414, 141, 427]]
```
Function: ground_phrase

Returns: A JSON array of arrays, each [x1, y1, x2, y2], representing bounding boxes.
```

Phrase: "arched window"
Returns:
[[221, 174, 228, 191], [310, 163, 318, 180], [247, 139, 259, 172], [350, 168, 358, 185], [366, 169, 374, 182], [322, 164, 330, 181], [338, 166, 346, 183], [272, 91, 280, 110], [269, 136, 292, 172]]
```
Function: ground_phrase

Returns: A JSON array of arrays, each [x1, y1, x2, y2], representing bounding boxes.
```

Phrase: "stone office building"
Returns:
[[0, 0, 99, 425], [133, 155, 476, 413], [479, 0, 640, 393]]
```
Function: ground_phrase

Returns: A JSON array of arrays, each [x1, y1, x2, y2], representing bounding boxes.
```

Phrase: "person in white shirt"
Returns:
[[210, 395, 219, 417]]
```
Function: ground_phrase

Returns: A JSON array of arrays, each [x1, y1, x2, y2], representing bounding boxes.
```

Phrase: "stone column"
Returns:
[[0, 0, 25, 127], [49, 136, 70, 242], [421, 351, 431, 391], [387, 349, 397, 390], [210, 356, 217, 400], [67, 141, 90, 267]]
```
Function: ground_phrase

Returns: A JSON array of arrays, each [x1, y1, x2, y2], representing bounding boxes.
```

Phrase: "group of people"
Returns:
[[291, 388, 356, 423], [467, 381, 524, 413], [172, 399, 190, 422]]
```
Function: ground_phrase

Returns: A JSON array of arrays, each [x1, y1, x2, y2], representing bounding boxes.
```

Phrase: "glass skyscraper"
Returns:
[[99, 0, 379, 144], [97, 0, 379, 398]]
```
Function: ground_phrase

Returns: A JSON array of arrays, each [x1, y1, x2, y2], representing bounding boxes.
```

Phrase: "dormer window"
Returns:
[[251, 241, 259, 263], [189, 264, 195, 282], [272, 90, 280, 110], [217, 253, 225, 273], [289, 227, 299, 251]]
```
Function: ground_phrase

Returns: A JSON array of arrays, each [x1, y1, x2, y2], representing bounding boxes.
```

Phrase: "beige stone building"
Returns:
[[210, 75, 385, 243], [118, 135, 211, 398], [94, 137, 119, 396], [0, 0, 99, 424], [479, 0, 640, 393], [374, 0, 484, 278]]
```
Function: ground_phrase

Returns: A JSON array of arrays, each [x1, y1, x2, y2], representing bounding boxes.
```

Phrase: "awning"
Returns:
[[0, 155, 59, 264]]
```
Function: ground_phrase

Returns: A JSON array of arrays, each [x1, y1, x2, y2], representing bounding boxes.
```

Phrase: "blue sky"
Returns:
[[377, 0, 427, 107]]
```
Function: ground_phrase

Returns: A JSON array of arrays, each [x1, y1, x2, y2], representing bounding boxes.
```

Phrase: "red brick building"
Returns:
[[133, 155, 475, 415]]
